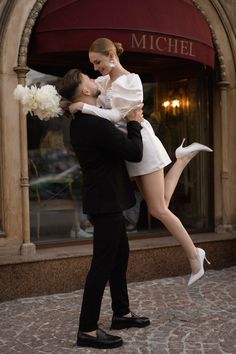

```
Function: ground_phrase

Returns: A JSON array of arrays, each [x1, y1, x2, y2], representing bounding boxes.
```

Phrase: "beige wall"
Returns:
[[220, 0, 236, 33], [0, 0, 36, 255], [194, 0, 236, 229], [0, 0, 235, 256]]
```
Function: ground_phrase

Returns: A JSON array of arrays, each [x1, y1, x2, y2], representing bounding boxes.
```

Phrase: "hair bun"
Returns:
[[114, 42, 124, 56]]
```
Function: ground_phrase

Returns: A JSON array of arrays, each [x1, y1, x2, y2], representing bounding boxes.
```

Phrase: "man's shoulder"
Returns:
[[71, 112, 96, 125], [72, 112, 114, 127]]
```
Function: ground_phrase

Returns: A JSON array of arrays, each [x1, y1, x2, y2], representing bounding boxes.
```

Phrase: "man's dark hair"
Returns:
[[58, 68, 82, 101]]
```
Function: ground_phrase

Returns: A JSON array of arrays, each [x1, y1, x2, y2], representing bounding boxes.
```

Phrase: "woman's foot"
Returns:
[[175, 138, 213, 160], [188, 248, 211, 286]]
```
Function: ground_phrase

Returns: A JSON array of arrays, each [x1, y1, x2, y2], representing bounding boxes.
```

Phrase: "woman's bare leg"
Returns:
[[164, 154, 196, 207], [136, 170, 200, 274]]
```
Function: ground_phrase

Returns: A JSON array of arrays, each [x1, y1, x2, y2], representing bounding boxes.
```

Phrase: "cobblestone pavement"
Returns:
[[0, 266, 235, 354]]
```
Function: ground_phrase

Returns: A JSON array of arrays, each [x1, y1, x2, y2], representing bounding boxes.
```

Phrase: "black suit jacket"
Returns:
[[70, 112, 143, 215]]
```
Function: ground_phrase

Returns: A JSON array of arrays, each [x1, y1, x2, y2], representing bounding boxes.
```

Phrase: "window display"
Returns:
[[28, 63, 213, 244]]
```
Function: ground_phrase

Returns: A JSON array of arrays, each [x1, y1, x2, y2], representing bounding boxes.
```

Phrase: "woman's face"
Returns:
[[89, 51, 112, 76]]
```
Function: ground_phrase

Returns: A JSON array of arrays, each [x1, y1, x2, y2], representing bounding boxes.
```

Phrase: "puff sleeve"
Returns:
[[110, 73, 143, 116]]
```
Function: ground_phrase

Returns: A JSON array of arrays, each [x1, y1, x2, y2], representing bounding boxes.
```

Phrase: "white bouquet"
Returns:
[[14, 84, 63, 120]]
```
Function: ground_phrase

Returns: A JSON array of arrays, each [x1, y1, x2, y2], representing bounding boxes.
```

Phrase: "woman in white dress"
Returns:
[[70, 38, 212, 286]]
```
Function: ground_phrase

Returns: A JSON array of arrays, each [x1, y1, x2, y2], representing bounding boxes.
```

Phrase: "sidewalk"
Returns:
[[0, 266, 235, 354]]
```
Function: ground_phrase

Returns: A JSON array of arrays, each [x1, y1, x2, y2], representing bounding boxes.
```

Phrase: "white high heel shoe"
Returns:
[[188, 248, 211, 286], [175, 138, 213, 159]]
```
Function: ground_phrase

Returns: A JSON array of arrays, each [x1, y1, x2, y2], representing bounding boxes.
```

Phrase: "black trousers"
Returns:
[[78, 212, 130, 333]]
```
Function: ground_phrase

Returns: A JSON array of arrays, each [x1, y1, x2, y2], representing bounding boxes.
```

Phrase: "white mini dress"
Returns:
[[82, 73, 171, 177]]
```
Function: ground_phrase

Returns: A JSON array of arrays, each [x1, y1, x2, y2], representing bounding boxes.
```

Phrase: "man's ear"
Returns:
[[82, 87, 90, 96]]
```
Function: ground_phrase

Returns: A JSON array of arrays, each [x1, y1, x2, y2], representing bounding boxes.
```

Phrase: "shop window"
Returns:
[[28, 114, 94, 243], [134, 68, 213, 234], [28, 62, 213, 245]]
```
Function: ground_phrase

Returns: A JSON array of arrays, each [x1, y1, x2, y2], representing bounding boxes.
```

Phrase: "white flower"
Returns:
[[13, 84, 63, 120], [14, 84, 29, 100]]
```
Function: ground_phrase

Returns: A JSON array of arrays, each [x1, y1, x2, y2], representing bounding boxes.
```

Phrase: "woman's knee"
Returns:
[[149, 204, 170, 220]]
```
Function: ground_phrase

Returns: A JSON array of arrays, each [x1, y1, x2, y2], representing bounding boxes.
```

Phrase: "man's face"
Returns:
[[81, 73, 100, 98]]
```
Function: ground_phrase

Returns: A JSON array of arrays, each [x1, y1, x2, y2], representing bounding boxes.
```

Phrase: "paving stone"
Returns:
[[0, 267, 235, 353]]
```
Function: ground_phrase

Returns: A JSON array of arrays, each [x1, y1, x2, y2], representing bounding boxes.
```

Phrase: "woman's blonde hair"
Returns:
[[89, 38, 124, 57]]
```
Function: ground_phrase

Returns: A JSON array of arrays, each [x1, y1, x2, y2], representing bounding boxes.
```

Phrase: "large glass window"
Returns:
[[122, 58, 213, 235], [28, 60, 213, 244], [28, 114, 93, 243], [136, 75, 213, 234]]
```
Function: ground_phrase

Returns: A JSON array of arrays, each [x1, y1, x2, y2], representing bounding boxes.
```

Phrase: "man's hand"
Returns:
[[60, 99, 71, 110], [69, 101, 84, 114], [126, 104, 144, 123]]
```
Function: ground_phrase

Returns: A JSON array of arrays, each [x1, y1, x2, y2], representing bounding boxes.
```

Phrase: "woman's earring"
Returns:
[[109, 59, 116, 68]]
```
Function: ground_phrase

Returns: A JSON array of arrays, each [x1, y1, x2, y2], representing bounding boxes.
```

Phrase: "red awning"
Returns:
[[28, 0, 215, 69]]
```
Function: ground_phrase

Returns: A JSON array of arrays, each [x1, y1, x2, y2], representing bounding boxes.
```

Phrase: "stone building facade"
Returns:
[[0, 0, 236, 258]]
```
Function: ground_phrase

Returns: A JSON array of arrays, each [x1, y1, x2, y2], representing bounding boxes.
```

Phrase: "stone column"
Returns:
[[14, 66, 36, 255], [216, 80, 232, 233]]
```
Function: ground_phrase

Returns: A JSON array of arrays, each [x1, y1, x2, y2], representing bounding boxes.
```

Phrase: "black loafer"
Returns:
[[77, 328, 123, 349], [111, 311, 150, 330]]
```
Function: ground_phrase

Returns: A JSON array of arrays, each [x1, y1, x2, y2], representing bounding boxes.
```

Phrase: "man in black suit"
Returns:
[[59, 69, 150, 349]]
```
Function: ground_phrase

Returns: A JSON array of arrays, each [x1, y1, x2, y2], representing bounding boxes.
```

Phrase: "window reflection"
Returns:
[[28, 115, 93, 242], [139, 75, 212, 233], [28, 70, 212, 244]]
